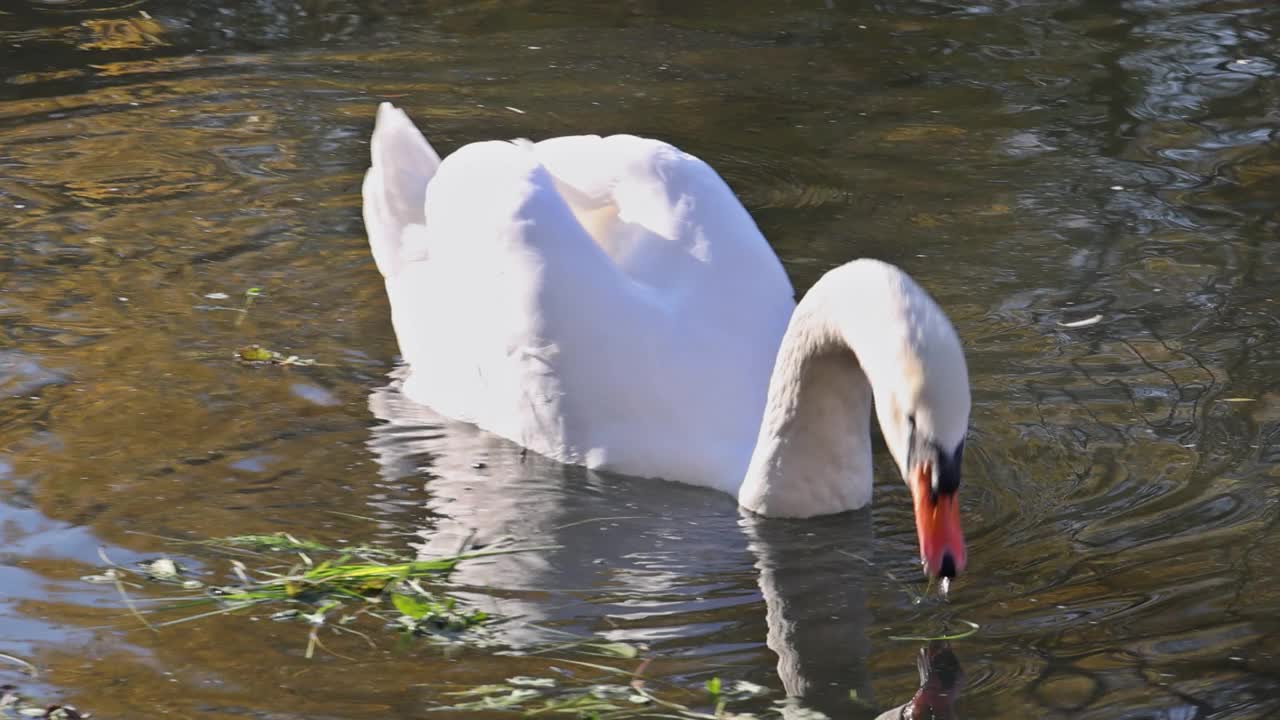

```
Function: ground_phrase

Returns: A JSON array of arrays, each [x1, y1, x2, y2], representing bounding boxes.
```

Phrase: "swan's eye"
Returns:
[[904, 413, 917, 457], [934, 441, 962, 494]]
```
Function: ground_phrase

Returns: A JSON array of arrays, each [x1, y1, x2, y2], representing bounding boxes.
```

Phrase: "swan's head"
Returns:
[[898, 401, 968, 580], [864, 266, 971, 580]]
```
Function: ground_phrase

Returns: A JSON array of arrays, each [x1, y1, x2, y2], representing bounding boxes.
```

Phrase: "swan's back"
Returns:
[[362, 103, 794, 491]]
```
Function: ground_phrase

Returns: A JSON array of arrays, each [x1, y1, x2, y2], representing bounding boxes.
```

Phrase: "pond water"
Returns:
[[2, 1, 1279, 718]]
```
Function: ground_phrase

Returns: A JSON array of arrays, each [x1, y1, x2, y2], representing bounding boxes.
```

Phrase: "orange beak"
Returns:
[[911, 462, 966, 578]]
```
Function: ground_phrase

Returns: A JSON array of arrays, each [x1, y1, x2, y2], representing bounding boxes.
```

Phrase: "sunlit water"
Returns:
[[2, 1, 1279, 718]]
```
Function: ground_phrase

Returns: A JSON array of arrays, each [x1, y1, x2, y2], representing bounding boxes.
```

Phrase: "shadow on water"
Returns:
[[1, 0, 1280, 718]]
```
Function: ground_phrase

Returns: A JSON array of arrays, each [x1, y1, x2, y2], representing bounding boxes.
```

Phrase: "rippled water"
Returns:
[[2, 1, 1279, 718]]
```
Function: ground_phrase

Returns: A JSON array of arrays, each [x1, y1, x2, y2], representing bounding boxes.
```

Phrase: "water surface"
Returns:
[[2, 1, 1279, 718]]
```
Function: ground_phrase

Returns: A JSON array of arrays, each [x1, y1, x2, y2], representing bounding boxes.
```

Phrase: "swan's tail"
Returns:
[[362, 102, 442, 278]]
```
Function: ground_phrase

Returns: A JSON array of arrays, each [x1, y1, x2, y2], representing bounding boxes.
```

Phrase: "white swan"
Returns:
[[362, 103, 971, 578]]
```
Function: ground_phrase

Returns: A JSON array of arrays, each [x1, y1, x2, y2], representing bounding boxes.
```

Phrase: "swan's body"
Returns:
[[363, 103, 971, 576]]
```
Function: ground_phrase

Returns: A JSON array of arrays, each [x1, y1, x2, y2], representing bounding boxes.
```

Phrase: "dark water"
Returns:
[[2, 1, 1279, 717]]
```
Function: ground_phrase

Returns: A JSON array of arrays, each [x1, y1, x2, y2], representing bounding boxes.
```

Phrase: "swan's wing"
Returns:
[[363, 106, 795, 488], [532, 135, 798, 485], [362, 107, 662, 465], [362, 103, 441, 278], [384, 136, 666, 466], [531, 134, 794, 313]]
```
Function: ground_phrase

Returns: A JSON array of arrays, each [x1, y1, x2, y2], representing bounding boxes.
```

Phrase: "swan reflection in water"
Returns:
[[884, 641, 964, 720], [368, 380, 964, 718]]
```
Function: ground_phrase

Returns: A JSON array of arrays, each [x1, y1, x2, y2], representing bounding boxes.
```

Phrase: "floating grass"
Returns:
[[82, 531, 963, 718], [84, 532, 557, 655], [422, 629, 820, 719], [432, 660, 805, 720]]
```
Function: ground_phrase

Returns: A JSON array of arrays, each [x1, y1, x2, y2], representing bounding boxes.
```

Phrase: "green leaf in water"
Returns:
[[391, 593, 431, 620], [236, 345, 275, 362], [235, 345, 320, 366]]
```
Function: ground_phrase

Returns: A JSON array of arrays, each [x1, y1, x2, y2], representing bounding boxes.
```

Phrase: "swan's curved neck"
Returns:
[[737, 262, 939, 518]]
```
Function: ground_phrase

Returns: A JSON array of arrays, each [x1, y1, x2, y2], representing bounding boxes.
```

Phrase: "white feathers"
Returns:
[[362, 104, 970, 517], [362, 103, 441, 278]]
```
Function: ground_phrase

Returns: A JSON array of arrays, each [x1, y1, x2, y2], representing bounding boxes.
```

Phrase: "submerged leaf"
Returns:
[[507, 676, 557, 688], [583, 641, 639, 658]]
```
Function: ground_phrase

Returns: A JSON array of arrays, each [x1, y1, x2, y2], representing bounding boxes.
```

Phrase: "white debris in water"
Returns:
[[1058, 314, 1103, 328], [940, 577, 951, 599], [505, 106, 526, 114], [205, 292, 230, 300], [1110, 185, 1124, 190]]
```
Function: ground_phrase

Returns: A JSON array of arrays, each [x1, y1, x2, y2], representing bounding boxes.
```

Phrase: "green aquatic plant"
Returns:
[[234, 344, 321, 366], [232, 286, 261, 327], [433, 660, 794, 720], [84, 534, 555, 657], [80, 530, 976, 717]]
